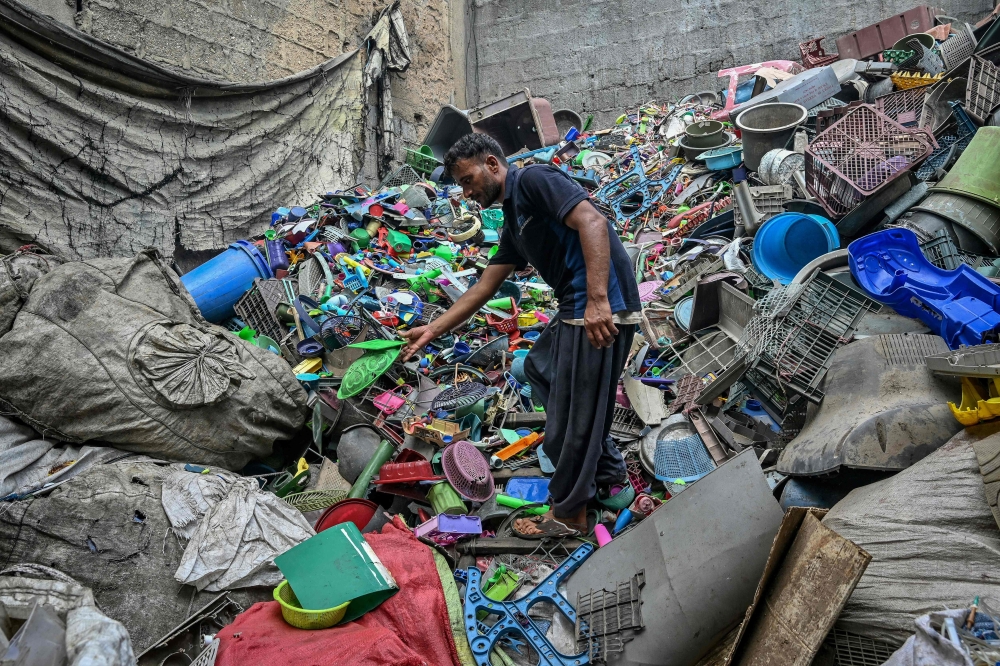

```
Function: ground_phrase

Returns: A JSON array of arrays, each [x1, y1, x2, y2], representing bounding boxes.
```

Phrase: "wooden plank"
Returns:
[[728, 511, 871, 666]]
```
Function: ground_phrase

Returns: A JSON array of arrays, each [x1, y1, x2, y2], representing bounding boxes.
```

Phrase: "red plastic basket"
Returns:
[[873, 87, 927, 128], [486, 308, 520, 335], [805, 104, 936, 218], [799, 37, 838, 69]]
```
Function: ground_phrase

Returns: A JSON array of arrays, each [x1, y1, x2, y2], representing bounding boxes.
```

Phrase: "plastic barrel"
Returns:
[[180, 240, 273, 322], [735, 103, 808, 172], [752, 212, 840, 285]]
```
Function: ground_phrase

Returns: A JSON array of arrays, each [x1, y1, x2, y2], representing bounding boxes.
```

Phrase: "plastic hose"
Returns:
[[348, 439, 395, 499]]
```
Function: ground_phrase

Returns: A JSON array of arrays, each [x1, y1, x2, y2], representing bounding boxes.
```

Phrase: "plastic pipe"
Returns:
[[348, 439, 395, 499]]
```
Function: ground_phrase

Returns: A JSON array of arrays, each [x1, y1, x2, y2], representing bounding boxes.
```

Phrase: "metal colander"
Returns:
[[441, 440, 495, 501]]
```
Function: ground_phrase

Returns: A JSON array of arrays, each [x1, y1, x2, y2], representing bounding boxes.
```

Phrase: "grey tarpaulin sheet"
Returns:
[[823, 427, 1000, 644], [0, 461, 270, 653], [0, 250, 308, 470], [0, 0, 410, 259], [161, 468, 314, 592]]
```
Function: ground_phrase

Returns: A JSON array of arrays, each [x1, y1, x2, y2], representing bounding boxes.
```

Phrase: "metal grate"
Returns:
[[874, 87, 928, 127], [805, 104, 936, 218], [233, 278, 293, 342], [826, 629, 899, 666], [653, 434, 714, 482], [576, 572, 645, 661], [967, 45, 1000, 123]]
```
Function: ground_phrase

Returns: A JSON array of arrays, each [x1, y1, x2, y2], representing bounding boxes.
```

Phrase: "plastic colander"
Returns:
[[441, 440, 495, 501]]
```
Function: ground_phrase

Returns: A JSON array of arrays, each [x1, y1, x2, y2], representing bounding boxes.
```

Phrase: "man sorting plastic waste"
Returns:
[[400, 133, 640, 537]]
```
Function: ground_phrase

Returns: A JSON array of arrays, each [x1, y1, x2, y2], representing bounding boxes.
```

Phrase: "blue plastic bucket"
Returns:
[[180, 240, 273, 322], [752, 213, 840, 284]]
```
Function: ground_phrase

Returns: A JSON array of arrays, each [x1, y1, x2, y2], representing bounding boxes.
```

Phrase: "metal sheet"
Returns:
[[566, 449, 784, 666]]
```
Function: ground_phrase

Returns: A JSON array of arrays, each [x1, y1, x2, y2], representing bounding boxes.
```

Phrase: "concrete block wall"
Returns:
[[467, 0, 994, 126], [25, 0, 464, 149]]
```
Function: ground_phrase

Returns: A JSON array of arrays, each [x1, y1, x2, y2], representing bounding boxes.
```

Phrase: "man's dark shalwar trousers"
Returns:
[[523, 319, 636, 517]]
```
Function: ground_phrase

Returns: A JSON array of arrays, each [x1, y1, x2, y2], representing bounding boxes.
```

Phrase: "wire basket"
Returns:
[[873, 87, 928, 127], [805, 104, 936, 218], [967, 45, 1000, 123], [234, 278, 293, 342]]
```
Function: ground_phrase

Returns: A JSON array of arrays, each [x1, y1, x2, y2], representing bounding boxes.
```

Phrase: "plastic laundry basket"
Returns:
[[752, 212, 840, 284], [180, 240, 273, 322]]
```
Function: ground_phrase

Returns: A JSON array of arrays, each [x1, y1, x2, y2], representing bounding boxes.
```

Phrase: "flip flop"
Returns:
[[511, 515, 582, 540]]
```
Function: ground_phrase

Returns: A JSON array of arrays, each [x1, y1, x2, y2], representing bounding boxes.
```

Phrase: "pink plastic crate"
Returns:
[[805, 104, 936, 218]]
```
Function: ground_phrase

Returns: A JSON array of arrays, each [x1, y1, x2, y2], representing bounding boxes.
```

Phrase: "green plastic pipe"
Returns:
[[495, 494, 549, 515], [348, 439, 394, 499], [486, 296, 513, 310]]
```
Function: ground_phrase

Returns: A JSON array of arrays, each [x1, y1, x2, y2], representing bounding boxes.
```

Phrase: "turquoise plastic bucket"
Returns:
[[180, 240, 273, 322], [752, 213, 840, 285]]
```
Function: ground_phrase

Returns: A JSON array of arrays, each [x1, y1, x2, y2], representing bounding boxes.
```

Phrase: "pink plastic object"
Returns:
[[414, 514, 482, 541], [711, 61, 802, 120], [806, 104, 936, 218], [372, 460, 443, 485], [373, 385, 412, 415], [799, 37, 839, 69], [637, 281, 663, 303], [594, 524, 613, 547], [441, 440, 495, 502]]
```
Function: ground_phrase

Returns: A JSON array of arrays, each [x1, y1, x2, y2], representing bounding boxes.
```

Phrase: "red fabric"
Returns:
[[216, 517, 463, 666]]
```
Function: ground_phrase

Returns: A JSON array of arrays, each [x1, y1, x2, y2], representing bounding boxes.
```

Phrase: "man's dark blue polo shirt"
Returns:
[[488, 164, 641, 321]]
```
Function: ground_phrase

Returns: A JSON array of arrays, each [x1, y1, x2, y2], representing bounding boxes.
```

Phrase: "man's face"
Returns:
[[451, 155, 504, 207]]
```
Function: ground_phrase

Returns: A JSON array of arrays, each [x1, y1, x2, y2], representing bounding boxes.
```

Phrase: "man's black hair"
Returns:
[[443, 133, 506, 176]]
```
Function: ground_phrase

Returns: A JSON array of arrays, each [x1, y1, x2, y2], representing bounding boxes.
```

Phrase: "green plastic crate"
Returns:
[[480, 208, 504, 230], [405, 145, 441, 176]]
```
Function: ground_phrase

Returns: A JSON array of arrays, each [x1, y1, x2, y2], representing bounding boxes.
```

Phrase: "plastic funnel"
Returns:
[[735, 103, 808, 171], [752, 212, 840, 284]]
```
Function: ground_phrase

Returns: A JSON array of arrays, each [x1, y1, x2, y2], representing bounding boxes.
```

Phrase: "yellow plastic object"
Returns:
[[517, 312, 538, 327], [890, 71, 944, 90], [494, 432, 539, 462], [292, 358, 323, 375], [273, 580, 350, 630], [949, 378, 1000, 426]]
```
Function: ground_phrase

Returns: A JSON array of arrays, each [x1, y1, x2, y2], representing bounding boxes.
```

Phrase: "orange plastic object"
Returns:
[[494, 432, 540, 462]]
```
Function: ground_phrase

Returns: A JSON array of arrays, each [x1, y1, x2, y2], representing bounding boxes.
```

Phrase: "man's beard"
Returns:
[[480, 171, 502, 206]]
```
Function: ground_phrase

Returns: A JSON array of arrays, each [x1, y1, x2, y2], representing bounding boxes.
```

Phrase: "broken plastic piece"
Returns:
[[463, 543, 594, 666], [414, 514, 482, 541]]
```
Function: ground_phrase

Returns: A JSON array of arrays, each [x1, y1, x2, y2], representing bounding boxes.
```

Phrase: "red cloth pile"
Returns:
[[216, 517, 463, 666]]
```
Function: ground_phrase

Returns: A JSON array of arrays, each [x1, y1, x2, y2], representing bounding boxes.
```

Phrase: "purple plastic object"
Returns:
[[441, 441, 495, 502], [327, 241, 348, 256], [264, 238, 289, 272], [414, 514, 482, 540]]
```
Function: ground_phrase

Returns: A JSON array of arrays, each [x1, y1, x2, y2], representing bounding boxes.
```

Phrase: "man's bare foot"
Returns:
[[512, 507, 587, 537]]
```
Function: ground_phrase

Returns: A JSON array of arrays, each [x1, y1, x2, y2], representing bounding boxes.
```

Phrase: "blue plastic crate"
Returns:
[[654, 435, 715, 483]]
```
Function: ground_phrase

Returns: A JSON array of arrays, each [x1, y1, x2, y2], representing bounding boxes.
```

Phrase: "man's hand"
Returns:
[[584, 296, 618, 349], [399, 325, 440, 361]]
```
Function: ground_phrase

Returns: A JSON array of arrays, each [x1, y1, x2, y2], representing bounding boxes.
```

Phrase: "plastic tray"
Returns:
[[926, 342, 1000, 377], [234, 278, 293, 342], [849, 228, 1000, 349], [504, 477, 550, 503], [373, 460, 443, 485], [414, 513, 482, 540], [920, 229, 991, 271]]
